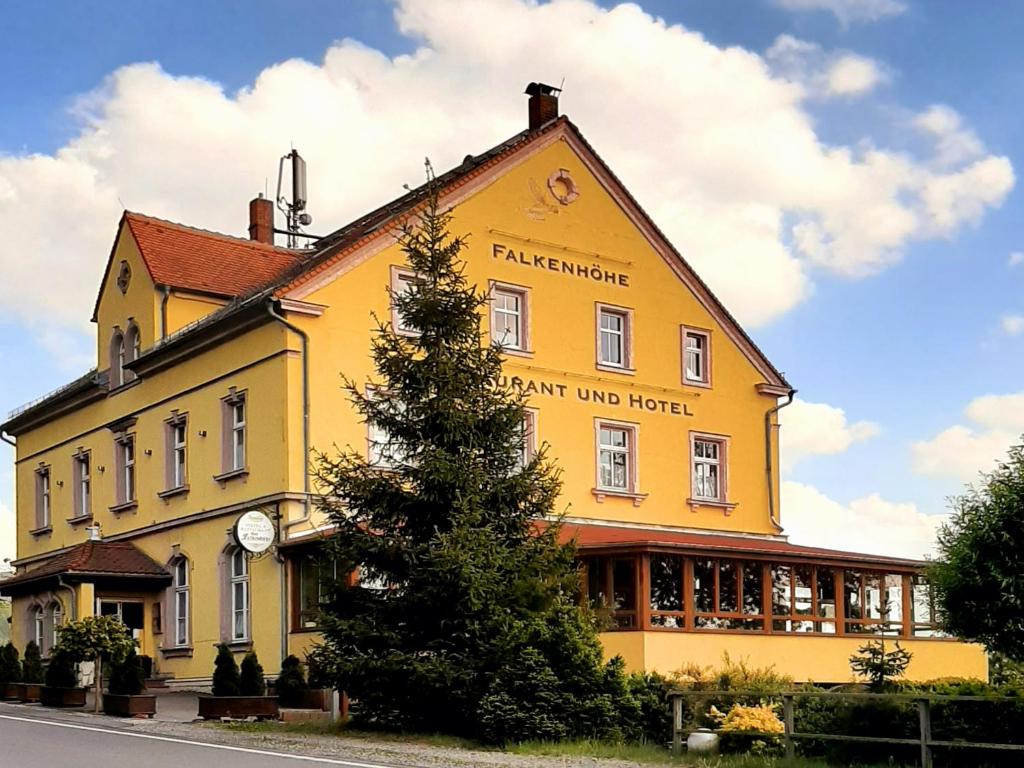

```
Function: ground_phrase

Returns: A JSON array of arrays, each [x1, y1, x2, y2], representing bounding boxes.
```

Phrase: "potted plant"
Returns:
[[0, 643, 22, 700], [276, 654, 328, 710], [198, 645, 278, 719], [19, 641, 44, 702], [50, 615, 135, 712], [40, 649, 86, 707], [103, 649, 156, 717]]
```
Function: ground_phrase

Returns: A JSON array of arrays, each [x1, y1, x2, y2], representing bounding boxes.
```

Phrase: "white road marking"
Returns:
[[0, 713, 400, 768]]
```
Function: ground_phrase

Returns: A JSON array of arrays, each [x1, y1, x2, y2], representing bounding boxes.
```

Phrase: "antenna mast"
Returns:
[[276, 149, 313, 248]]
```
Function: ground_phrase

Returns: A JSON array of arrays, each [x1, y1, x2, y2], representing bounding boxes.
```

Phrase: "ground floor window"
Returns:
[[580, 552, 940, 638], [296, 555, 338, 630], [230, 549, 250, 641]]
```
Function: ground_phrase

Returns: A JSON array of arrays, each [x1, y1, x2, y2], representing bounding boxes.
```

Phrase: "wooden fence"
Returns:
[[668, 689, 1024, 767]]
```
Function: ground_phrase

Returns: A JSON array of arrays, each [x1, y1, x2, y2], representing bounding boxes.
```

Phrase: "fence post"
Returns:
[[917, 698, 933, 768], [671, 694, 683, 755], [783, 694, 795, 760]]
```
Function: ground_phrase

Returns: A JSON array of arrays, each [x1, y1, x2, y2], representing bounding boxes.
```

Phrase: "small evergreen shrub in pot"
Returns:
[[40, 650, 86, 708], [198, 645, 278, 720], [0, 642, 22, 700], [277, 655, 322, 708], [103, 649, 156, 717], [19, 641, 44, 702]]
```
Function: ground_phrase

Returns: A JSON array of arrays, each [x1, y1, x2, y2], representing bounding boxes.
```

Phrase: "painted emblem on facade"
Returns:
[[526, 168, 581, 220], [547, 168, 580, 206], [116, 260, 132, 294]]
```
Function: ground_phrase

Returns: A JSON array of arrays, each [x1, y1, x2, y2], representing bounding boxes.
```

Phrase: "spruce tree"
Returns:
[[211, 644, 240, 696], [312, 174, 635, 742]]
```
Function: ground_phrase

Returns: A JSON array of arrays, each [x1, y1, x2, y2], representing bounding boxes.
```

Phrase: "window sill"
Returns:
[[157, 485, 189, 500], [687, 497, 738, 515], [29, 525, 53, 537], [223, 640, 253, 653], [592, 488, 648, 507], [596, 363, 636, 376], [107, 378, 141, 396], [290, 626, 322, 635], [499, 347, 534, 359], [66, 514, 94, 526], [109, 501, 138, 515], [213, 468, 249, 484], [160, 645, 193, 658], [683, 378, 712, 390]]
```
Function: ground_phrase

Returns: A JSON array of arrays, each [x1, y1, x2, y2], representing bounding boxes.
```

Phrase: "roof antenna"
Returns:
[[276, 149, 313, 248]]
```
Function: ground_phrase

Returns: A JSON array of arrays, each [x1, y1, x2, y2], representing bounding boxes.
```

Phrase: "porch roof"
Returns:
[[0, 540, 171, 596], [561, 522, 927, 571]]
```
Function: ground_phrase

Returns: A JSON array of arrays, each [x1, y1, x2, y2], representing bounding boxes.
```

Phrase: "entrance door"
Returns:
[[98, 600, 145, 646]]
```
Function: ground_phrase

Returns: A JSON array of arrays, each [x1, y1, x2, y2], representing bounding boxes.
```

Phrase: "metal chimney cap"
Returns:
[[525, 82, 562, 97]]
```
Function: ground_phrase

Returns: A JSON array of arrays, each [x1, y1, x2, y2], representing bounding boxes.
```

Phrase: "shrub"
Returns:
[[625, 671, 672, 745], [711, 702, 784, 757], [478, 648, 570, 745], [0, 643, 21, 683], [44, 650, 78, 689], [22, 641, 43, 684], [139, 654, 153, 680], [239, 651, 266, 696], [108, 649, 146, 696], [211, 644, 240, 696], [275, 655, 308, 706]]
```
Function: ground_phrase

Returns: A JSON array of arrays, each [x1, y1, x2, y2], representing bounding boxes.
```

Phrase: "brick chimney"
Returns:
[[526, 82, 561, 130], [249, 194, 274, 245]]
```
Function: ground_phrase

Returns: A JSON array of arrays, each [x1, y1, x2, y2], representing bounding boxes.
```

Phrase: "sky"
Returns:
[[1, 0, 1022, 563]]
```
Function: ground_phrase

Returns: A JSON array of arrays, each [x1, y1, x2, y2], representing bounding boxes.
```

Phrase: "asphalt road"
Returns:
[[0, 711, 404, 768]]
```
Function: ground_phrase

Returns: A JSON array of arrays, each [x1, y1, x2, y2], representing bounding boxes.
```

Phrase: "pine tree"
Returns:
[[311, 174, 635, 742]]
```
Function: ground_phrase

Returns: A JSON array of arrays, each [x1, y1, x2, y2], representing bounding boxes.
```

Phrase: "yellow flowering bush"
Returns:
[[708, 702, 785, 735]]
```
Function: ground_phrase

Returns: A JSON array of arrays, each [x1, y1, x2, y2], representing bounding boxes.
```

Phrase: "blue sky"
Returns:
[[2, 0, 1022, 561]]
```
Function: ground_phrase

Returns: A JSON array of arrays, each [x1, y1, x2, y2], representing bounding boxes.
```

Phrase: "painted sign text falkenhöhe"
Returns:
[[491, 243, 629, 287], [498, 375, 693, 417]]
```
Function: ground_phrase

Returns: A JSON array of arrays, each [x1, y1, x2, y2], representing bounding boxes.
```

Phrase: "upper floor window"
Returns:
[[683, 328, 711, 386], [115, 434, 136, 506], [367, 388, 406, 469], [390, 267, 419, 336], [516, 410, 538, 470], [171, 557, 190, 647], [596, 304, 633, 371], [229, 549, 250, 641], [491, 283, 530, 352], [596, 421, 636, 493], [35, 466, 51, 529], [73, 452, 91, 519], [220, 391, 247, 475], [123, 323, 141, 382], [165, 414, 188, 490], [109, 330, 125, 388], [691, 434, 727, 503]]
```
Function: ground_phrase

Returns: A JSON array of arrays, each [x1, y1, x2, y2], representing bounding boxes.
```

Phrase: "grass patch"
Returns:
[[216, 719, 485, 750]]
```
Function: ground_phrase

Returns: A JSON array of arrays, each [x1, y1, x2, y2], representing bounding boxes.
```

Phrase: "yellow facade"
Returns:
[[2, 105, 986, 687]]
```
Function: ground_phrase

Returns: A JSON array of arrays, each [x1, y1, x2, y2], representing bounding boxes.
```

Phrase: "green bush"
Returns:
[[211, 644, 240, 696], [0, 643, 21, 683], [108, 649, 146, 696], [275, 655, 308, 706], [478, 648, 570, 745], [239, 651, 266, 696], [625, 672, 672, 745], [44, 650, 78, 689], [22, 641, 43, 684]]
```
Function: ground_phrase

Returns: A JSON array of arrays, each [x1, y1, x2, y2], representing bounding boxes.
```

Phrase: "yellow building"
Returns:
[[0, 84, 986, 687]]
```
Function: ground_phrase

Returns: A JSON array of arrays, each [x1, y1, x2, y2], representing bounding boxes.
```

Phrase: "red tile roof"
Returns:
[[124, 212, 304, 298], [0, 540, 170, 592], [559, 522, 925, 569]]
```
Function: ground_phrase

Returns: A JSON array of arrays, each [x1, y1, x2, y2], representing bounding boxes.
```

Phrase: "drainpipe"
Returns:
[[765, 389, 796, 532], [57, 575, 78, 621], [159, 285, 171, 341], [0, 431, 14, 448]]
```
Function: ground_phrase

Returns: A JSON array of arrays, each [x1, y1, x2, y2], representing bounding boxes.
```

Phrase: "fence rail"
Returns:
[[668, 689, 1024, 767]]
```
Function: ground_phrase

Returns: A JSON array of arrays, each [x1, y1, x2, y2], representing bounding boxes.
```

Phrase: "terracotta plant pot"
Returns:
[[19, 683, 42, 703], [40, 686, 87, 708], [198, 694, 279, 720], [103, 693, 157, 718], [2, 682, 21, 701]]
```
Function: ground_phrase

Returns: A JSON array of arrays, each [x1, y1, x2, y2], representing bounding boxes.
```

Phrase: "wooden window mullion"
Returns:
[[683, 557, 694, 631]]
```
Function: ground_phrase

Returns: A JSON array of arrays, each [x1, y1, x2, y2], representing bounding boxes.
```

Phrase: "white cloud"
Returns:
[[782, 481, 945, 559], [766, 35, 888, 99], [0, 0, 1013, 343], [779, 398, 880, 471], [914, 104, 986, 169], [0, 500, 14, 564], [912, 392, 1024, 481], [1009, 251, 1024, 268], [773, 0, 907, 25], [1001, 314, 1024, 336]]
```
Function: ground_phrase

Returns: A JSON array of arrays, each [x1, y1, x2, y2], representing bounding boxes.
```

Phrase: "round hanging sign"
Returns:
[[234, 510, 276, 554]]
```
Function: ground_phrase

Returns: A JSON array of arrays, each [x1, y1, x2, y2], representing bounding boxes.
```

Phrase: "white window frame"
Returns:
[[366, 387, 406, 469], [232, 399, 246, 470], [220, 390, 248, 476], [50, 602, 62, 650], [595, 303, 634, 373], [172, 558, 190, 647], [230, 549, 250, 642], [682, 327, 712, 387], [115, 434, 136, 506], [598, 424, 631, 491], [390, 266, 419, 337], [689, 432, 731, 508], [110, 329, 125, 389], [166, 415, 188, 490], [36, 466, 51, 529], [34, 606, 44, 650], [517, 409, 538, 470], [591, 419, 646, 508], [490, 281, 531, 354], [73, 452, 91, 518]]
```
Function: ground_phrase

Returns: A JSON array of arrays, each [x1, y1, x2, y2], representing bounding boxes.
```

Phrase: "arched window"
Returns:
[[172, 557, 190, 647], [229, 549, 250, 642], [110, 329, 125, 388], [124, 323, 141, 382], [33, 606, 44, 650], [49, 601, 62, 650]]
